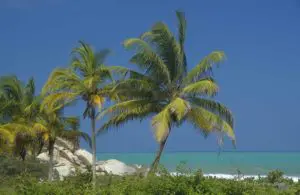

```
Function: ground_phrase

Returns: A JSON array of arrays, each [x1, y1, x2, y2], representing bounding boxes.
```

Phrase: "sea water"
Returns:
[[97, 152, 300, 178]]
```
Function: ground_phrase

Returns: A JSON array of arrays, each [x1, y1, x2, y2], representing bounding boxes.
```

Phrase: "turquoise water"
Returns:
[[97, 152, 300, 176]]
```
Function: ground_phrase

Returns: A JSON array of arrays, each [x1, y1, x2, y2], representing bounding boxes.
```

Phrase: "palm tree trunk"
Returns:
[[37, 140, 44, 155], [91, 107, 97, 188], [149, 133, 170, 173], [37, 134, 45, 155], [48, 138, 55, 182], [19, 146, 26, 161]]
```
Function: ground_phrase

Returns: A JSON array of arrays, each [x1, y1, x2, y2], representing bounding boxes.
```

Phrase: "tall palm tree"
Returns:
[[99, 11, 235, 172], [42, 41, 119, 186]]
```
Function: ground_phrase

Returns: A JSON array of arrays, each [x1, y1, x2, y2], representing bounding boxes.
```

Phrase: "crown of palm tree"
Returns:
[[0, 75, 90, 156], [36, 104, 91, 148], [41, 41, 124, 117], [99, 11, 235, 145], [0, 76, 41, 153]]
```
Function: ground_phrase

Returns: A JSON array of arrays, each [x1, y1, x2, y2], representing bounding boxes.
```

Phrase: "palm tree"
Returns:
[[0, 76, 41, 159], [99, 11, 235, 172], [0, 94, 15, 154], [41, 41, 119, 186], [38, 103, 90, 181], [0, 75, 90, 180], [0, 121, 15, 155]]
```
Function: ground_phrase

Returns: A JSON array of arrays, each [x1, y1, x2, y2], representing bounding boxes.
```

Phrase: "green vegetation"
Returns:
[[0, 76, 90, 181], [0, 158, 299, 195], [0, 76, 41, 157]]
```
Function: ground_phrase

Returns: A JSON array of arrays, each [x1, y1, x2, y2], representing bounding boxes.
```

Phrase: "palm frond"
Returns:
[[41, 92, 79, 111], [124, 38, 171, 83], [33, 122, 49, 133], [95, 49, 111, 65], [83, 75, 101, 90], [42, 68, 83, 95], [183, 51, 225, 84], [109, 88, 159, 102], [182, 79, 219, 97], [112, 79, 157, 93], [25, 77, 35, 95], [98, 102, 159, 134], [24, 77, 35, 104], [187, 106, 235, 140], [71, 57, 88, 75], [187, 107, 214, 136], [151, 106, 171, 143], [1, 123, 37, 136], [71, 41, 95, 74], [0, 127, 15, 143], [188, 97, 234, 127], [176, 10, 186, 51], [62, 116, 80, 130], [176, 10, 187, 78], [168, 97, 190, 121], [0, 75, 24, 102], [97, 99, 155, 120], [146, 22, 182, 81], [60, 130, 92, 149]]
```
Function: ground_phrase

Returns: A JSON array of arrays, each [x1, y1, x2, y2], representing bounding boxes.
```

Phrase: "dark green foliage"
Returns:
[[0, 166, 300, 195], [0, 155, 48, 178], [267, 169, 285, 184]]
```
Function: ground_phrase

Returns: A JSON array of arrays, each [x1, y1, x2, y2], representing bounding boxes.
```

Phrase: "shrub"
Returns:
[[0, 164, 298, 195], [267, 169, 284, 184], [0, 155, 49, 179]]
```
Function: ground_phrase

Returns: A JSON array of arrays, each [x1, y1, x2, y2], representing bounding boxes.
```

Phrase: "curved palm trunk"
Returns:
[[90, 107, 97, 188], [48, 138, 55, 181], [149, 133, 170, 173]]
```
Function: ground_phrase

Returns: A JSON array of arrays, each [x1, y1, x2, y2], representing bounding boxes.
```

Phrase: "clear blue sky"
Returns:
[[1, 0, 300, 152]]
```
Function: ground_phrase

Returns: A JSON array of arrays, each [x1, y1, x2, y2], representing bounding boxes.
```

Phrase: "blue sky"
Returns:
[[1, 0, 300, 152]]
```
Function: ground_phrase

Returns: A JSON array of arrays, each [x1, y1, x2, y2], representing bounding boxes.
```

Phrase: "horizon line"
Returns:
[[95, 150, 300, 154]]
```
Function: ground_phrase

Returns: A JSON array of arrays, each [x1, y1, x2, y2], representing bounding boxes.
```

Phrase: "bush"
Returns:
[[0, 163, 298, 195], [267, 169, 284, 184], [0, 155, 49, 178]]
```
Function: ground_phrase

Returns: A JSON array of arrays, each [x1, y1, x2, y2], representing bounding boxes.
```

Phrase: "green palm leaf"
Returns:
[[151, 107, 171, 143], [187, 106, 235, 140], [183, 51, 225, 84], [0, 127, 15, 143], [182, 79, 219, 97], [99, 103, 159, 133], [189, 97, 234, 127], [124, 38, 171, 83]]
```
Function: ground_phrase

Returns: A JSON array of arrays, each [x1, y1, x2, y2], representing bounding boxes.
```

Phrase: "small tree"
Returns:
[[38, 103, 91, 181], [0, 76, 41, 159]]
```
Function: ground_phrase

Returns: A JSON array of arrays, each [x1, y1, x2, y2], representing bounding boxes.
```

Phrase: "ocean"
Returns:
[[97, 152, 300, 178]]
